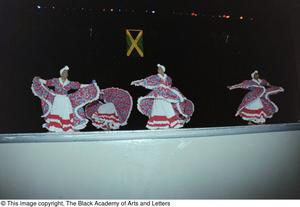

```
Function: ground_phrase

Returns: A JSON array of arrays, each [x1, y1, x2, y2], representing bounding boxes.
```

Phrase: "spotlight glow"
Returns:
[[191, 12, 198, 17]]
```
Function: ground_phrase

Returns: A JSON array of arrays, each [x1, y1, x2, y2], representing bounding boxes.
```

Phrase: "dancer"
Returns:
[[227, 70, 284, 124], [131, 64, 194, 129], [31, 65, 100, 132], [85, 87, 133, 130]]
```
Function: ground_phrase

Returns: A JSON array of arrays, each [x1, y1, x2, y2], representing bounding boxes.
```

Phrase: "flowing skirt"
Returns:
[[91, 102, 121, 130], [44, 95, 74, 132], [239, 98, 266, 124], [85, 87, 133, 130], [236, 86, 284, 124], [146, 99, 183, 129]]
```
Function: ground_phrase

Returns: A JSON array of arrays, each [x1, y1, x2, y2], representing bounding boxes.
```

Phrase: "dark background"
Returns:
[[0, 0, 299, 133]]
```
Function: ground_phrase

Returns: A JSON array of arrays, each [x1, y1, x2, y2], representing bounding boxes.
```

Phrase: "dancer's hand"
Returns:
[[131, 81, 139, 86], [227, 86, 232, 90], [92, 80, 97, 84], [34, 76, 40, 80]]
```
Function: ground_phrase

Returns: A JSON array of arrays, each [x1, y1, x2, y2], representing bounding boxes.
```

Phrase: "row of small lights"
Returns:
[[36, 5, 254, 21]]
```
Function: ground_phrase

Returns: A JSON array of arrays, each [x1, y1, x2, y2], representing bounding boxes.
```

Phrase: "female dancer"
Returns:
[[131, 64, 194, 129], [31, 66, 100, 132], [228, 70, 284, 124]]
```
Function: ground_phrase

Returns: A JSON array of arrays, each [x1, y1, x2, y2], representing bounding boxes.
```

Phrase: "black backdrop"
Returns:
[[0, 1, 299, 133]]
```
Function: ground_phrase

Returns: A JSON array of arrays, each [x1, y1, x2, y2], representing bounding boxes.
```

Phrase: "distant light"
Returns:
[[145, 10, 148, 13], [118, 9, 121, 12], [250, 17, 254, 21], [110, 8, 114, 12], [52, 6, 55, 10], [240, 16, 244, 20], [102, 8, 106, 12], [218, 15, 222, 18], [191, 12, 197, 17], [152, 10, 155, 14], [81, 8, 84, 10], [226, 15, 230, 19], [223, 14, 226, 18], [37, 5, 41, 9]]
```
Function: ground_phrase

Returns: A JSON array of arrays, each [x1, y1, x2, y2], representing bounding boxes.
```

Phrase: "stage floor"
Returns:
[[1, 122, 300, 143]]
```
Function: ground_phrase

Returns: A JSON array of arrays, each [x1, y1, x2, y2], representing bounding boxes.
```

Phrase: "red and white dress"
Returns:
[[85, 87, 133, 130], [132, 74, 194, 129], [31, 77, 100, 132], [230, 78, 284, 124]]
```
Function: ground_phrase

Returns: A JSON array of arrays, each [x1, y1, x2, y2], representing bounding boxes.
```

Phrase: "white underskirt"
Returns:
[[151, 98, 176, 118], [246, 98, 263, 110], [50, 95, 73, 119], [97, 102, 117, 114]]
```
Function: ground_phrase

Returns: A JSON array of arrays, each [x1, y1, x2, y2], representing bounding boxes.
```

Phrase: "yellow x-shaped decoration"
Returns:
[[126, 29, 144, 57]]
